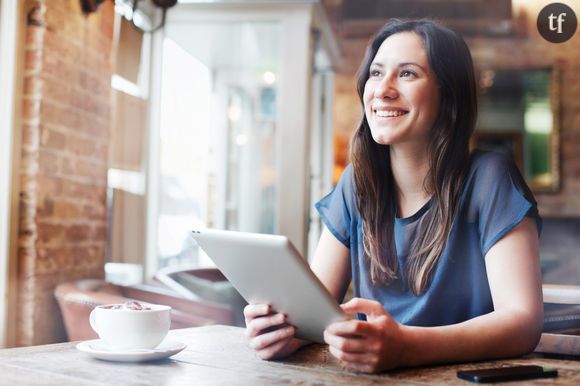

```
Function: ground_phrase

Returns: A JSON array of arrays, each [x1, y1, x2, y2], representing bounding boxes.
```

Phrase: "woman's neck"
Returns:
[[389, 144, 431, 216]]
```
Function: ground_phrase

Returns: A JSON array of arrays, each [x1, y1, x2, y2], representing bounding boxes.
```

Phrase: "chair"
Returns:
[[55, 275, 236, 342], [154, 266, 247, 327]]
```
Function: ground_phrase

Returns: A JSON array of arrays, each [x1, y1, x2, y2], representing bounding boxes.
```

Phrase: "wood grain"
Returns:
[[1, 325, 580, 385]]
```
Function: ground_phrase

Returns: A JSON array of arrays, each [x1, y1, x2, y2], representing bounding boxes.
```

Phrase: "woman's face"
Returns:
[[363, 32, 440, 147]]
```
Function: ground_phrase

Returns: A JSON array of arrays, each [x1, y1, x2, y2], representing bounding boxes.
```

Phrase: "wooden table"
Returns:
[[1, 325, 580, 385]]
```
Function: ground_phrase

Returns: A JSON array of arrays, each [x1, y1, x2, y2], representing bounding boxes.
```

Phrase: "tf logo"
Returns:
[[537, 2, 577, 43]]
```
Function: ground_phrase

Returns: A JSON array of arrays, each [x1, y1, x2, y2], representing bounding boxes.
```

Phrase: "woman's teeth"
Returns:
[[375, 110, 408, 117]]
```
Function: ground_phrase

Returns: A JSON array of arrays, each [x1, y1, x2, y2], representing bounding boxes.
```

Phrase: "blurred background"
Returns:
[[0, 0, 579, 348]]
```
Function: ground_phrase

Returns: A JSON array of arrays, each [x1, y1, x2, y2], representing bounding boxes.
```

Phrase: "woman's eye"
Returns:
[[370, 70, 382, 77], [400, 70, 416, 78]]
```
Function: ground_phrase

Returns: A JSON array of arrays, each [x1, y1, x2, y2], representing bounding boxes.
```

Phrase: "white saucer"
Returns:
[[76, 339, 187, 362]]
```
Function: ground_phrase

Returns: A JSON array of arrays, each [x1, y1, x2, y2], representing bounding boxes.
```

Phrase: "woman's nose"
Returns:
[[374, 76, 398, 100]]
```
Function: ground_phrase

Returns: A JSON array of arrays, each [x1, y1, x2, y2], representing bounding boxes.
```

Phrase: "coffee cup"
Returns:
[[89, 302, 171, 351]]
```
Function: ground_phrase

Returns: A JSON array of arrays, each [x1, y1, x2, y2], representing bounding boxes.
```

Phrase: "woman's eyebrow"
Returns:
[[397, 62, 426, 72], [369, 61, 426, 72]]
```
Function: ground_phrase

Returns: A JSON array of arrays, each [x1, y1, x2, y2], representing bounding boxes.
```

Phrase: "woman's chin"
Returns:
[[371, 133, 395, 145]]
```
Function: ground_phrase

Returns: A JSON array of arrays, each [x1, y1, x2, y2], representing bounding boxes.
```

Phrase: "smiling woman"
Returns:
[[244, 18, 543, 374]]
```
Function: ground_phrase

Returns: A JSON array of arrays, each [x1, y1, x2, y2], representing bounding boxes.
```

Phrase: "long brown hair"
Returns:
[[351, 19, 478, 295]]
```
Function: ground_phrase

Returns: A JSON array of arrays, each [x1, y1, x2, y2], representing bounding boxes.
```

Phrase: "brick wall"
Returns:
[[327, 0, 580, 217], [17, 0, 114, 346]]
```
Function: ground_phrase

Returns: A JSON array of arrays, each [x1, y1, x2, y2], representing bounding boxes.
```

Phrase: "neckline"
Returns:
[[395, 197, 434, 225]]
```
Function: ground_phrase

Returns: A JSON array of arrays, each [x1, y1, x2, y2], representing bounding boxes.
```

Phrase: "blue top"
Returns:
[[315, 150, 541, 327]]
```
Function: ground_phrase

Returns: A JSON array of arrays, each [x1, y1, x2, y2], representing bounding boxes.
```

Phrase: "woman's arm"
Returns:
[[324, 217, 543, 372], [310, 226, 352, 303]]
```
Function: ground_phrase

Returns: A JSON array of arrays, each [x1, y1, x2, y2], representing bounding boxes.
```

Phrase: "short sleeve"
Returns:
[[315, 164, 357, 247], [474, 152, 542, 255]]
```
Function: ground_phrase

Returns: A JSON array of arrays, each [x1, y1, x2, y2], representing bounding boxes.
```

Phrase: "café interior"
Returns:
[[0, 0, 579, 365]]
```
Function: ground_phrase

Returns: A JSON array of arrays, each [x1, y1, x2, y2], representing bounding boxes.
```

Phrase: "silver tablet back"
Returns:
[[191, 229, 345, 343]]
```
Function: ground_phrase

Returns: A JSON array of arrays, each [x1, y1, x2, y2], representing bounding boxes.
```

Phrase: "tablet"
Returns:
[[190, 228, 346, 343]]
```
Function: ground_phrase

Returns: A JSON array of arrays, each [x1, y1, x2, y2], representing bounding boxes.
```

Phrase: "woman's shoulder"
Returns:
[[466, 149, 519, 185], [462, 151, 540, 249], [335, 163, 356, 192], [314, 163, 360, 243], [317, 163, 357, 211], [462, 149, 534, 208], [469, 149, 514, 172], [338, 163, 360, 218]]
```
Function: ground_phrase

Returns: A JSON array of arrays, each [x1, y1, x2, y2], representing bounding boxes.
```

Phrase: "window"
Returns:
[[108, 2, 340, 281], [156, 23, 281, 269]]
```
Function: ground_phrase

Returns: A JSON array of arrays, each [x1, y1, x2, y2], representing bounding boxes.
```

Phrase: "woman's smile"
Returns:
[[372, 107, 409, 119]]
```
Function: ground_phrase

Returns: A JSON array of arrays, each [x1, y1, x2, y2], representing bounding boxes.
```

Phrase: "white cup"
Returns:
[[89, 303, 171, 351]]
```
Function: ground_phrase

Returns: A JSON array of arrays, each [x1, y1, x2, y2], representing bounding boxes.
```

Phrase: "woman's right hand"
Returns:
[[244, 304, 304, 360]]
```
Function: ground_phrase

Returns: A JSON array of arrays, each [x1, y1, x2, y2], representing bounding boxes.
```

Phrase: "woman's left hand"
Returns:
[[324, 297, 406, 373]]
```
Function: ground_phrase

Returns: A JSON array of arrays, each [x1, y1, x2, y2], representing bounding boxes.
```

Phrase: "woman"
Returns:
[[244, 19, 543, 373]]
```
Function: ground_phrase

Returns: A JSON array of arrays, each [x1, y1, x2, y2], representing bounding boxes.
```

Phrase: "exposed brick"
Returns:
[[35, 248, 61, 275], [82, 203, 106, 221], [92, 224, 108, 242], [65, 224, 91, 242], [22, 98, 41, 121], [78, 70, 109, 99], [40, 127, 66, 150], [21, 124, 40, 148], [37, 196, 54, 217], [37, 149, 60, 176], [36, 222, 66, 243], [61, 157, 104, 181], [62, 180, 103, 201], [17, 0, 113, 346], [24, 49, 43, 73], [52, 199, 82, 220], [36, 176, 62, 196], [40, 100, 82, 131], [23, 76, 43, 96], [25, 26, 46, 51], [42, 77, 72, 107]]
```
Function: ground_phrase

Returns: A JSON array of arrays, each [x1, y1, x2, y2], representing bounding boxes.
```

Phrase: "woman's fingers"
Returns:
[[323, 329, 368, 353], [340, 297, 388, 320], [250, 325, 296, 351], [256, 335, 295, 360], [243, 304, 300, 361], [244, 304, 271, 321], [246, 313, 287, 338], [325, 319, 372, 337], [328, 345, 378, 366]]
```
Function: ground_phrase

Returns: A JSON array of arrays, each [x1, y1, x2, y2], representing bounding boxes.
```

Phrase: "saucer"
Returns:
[[76, 339, 187, 362]]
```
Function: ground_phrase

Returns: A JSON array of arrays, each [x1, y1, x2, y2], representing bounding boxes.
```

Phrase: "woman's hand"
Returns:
[[324, 297, 407, 373], [244, 304, 304, 360]]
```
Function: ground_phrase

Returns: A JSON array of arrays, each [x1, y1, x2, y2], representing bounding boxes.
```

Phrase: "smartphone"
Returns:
[[457, 365, 558, 383]]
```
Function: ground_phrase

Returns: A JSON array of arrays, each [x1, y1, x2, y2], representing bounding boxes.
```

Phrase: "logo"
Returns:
[[537, 2, 577, 43]]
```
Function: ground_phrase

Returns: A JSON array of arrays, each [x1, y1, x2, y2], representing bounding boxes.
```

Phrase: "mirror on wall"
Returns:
[[472, 67, 560, 192]]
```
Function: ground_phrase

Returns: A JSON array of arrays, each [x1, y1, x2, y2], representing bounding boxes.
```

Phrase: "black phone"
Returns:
[[457, 365, 558, 383]]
